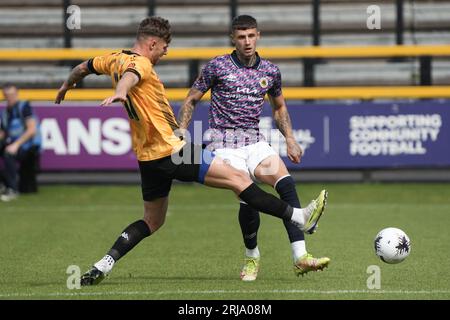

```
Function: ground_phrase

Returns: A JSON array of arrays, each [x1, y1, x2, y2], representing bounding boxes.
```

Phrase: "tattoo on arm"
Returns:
[[274, 107, 294, 138], [67, 62, 90, 87], [178, 89, 200, 129]]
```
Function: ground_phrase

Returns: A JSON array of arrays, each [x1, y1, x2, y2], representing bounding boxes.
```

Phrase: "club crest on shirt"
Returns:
[[259, 77, 268, 88]]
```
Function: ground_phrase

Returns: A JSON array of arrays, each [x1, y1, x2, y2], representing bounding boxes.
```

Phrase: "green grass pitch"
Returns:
[[0, 183, 449, 300]]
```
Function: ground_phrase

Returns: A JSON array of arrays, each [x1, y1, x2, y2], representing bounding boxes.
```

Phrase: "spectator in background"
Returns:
[[0, 83, 41, 202]]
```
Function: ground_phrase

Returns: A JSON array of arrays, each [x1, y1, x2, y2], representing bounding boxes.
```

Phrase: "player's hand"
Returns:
[[286, 137, 302, 164], [101, 94, 127, 106], [174, 128, 189, 141], [5, 143, 20, 156], [55, 82, 76, 104]]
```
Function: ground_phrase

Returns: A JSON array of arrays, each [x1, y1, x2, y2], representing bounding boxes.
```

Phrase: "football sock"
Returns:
[[291, 241, 307, 262], [275, 175, 305, 242], [291, 208, 306, 228], [238, 203, 260, 250], [245, 246, 260, 259], [107, 220, 151, 262], [239, 183, 293, 220], [94, 255, 115, 274]]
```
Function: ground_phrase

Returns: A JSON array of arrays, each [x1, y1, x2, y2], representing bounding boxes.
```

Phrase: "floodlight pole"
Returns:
[[312, 0, 321, 46], [230, 0, 238, 21], [147, 0, 156, 17], [304, 0, 321, 88], [63, 0, 72, 48], [396, 0, 404, 45]]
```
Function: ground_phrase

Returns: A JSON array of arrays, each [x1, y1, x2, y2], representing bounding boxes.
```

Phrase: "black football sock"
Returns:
[[275, 176, 305, 242], [238, 203, 260, 250], [239, 183, 293, 220], [107, 220, 151, 262]]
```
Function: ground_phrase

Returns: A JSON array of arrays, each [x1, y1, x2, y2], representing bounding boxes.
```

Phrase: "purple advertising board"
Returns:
[[1, 100, 449, 170]]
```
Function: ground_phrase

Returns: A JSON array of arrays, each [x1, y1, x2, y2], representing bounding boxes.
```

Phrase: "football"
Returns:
[[374, 227, 411, 264]]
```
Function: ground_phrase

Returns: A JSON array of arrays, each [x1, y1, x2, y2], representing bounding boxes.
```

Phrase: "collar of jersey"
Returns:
[[122, 50, 141, 56], [6, 101, 20, 111], [230, 50, 261, 69]]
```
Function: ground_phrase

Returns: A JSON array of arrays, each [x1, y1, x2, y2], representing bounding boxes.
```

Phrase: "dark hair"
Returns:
[[2, 82, 17, 90], [231, 15, 258, 32], [137, 16, 172, 44]]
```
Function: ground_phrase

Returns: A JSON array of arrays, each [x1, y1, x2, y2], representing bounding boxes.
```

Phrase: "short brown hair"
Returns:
[[231, 15, 258, 32], [137, 16, 172, 44], [2, 82, 17, 91]]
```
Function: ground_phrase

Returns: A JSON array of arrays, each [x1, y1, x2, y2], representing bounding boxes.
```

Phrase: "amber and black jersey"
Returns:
[[88, 50, 185, 161]]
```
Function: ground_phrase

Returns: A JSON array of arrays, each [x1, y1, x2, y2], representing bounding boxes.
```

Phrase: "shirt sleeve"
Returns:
[[122, 56, 151, 82], [268, 66, 282, 98], [21, 102, 33, 119], [192, 60, 217, 93], [87, 53, 114, 75]]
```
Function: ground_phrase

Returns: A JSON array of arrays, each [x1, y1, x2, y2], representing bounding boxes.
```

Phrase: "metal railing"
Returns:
[[2, 86, 450, 102], [1, 45, 449, 88], [2, 46, 450, 100]]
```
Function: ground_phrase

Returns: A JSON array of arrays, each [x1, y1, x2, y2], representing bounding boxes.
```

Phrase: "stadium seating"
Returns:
[[0, 0, 449, 88]]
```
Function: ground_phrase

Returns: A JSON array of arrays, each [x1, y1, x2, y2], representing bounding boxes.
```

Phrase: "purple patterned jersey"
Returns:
[[193, 51, 282, 147]]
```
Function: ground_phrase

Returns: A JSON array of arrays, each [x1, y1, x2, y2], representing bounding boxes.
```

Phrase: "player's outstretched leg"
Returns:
[[204, 158, 329, 232]]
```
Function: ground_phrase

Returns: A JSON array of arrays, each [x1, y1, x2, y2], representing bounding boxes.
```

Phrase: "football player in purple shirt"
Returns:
[[179, 15, 330, 281]]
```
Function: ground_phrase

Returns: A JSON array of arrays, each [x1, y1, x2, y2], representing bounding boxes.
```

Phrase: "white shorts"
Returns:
[[214, 141, 278, 180]]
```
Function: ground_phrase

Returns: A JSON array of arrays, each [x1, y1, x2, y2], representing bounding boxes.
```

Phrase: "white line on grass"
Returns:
[[1, 289, 449, 298]]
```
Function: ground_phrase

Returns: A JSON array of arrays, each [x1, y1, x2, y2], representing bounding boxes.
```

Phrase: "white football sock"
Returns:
[[291, 207, 306, 228], [291, 240, 307, 261], [94, 254, 115, 274], [245, 246, 260, 259]]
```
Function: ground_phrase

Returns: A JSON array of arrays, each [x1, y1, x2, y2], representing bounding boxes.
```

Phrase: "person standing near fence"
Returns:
[[0, 83, 41, 201]]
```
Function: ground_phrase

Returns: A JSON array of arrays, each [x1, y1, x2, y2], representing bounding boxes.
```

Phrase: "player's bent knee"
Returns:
[[142, 215, 165, 233], [142, 209, 167, 233]]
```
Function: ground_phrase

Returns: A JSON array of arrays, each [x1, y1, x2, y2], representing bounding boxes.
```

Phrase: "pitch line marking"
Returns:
[[0, 289, 449, 298]]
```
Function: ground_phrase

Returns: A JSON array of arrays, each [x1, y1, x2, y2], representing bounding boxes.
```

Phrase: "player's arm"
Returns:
[[178, 88, 205, 130], [5, 117, 37, 155], [269, 94, 303, 164], [100, 72, 139, 106], [178, 59, 215, 131], [55, 60, 91, 104]]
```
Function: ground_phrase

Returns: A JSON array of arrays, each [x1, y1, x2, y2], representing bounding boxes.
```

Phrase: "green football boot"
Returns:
[[240, 257, 260, 281], [303, 190, 328, 234], [294, 253, 330, 277]]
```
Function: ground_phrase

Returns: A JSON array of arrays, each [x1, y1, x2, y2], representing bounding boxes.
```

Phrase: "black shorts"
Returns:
[[138, 143, 215, 201]]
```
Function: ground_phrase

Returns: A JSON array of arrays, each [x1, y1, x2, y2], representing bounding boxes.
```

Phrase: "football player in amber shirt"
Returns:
[[88, 48, 183, 161], [55, 16, 327, 286]]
